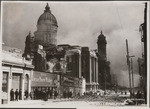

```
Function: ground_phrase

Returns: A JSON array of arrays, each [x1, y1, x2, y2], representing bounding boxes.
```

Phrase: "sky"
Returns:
[[2, 1, 146, 87]]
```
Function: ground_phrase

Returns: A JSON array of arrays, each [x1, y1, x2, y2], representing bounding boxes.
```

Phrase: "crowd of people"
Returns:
[[10, 89, 30, 101], [10, 88, 74, 101], [63, 90, 72, 98], [33, 88, 59, 101], [10, 89, 22, 101], [10, 88, 35, 101]]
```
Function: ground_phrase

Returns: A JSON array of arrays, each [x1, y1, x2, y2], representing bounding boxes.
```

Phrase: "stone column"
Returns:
[[78, 53, 81, 78], [96, 60, 98, 88], [93, 58, 95, 91], [7, 67, 12, 103], [89, 56, 92, 84], [21, 70, 25, 100], [94, 58, 96, 91], [28, 70, 32, 93], [28, 78, 31, 94], [82, 78, 86, 95], [90, 85, 92, 91]]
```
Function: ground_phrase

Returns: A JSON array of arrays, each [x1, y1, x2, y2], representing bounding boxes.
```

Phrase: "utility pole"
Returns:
[[131, 58, 135, 99], [126, 39, 135, 98], [126, 39, 132, 95], [131, 58, 134, 90]]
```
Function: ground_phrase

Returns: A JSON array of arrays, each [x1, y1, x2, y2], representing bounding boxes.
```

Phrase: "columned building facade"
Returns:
[[81, 47, 99, 92], [65, 47, 82, 78], [1, 45, 34, 104]]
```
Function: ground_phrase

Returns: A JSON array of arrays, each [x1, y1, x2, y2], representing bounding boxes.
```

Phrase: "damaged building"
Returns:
[[22, 3, 111, 95]]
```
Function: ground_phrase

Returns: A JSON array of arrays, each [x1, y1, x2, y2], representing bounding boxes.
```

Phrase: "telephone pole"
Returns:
[[131, 58, 134, 89], [126, 39, 131, 92], [131, 58, 135, 98], [126, 39, 135, 98]]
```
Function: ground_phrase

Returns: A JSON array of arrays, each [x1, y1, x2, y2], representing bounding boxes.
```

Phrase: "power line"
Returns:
[[114, 3, 125, 38]]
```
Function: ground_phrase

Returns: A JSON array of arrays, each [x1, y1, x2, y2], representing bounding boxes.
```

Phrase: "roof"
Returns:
[[58, 44, 71, 47], [2, 45, 33, 68], [2, 60, 34, 69], [2, 45, 22, 55], [66, 49, 81, 55]]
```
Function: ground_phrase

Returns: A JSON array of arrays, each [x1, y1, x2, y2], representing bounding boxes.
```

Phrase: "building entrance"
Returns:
[[12, 73, 21, 91]]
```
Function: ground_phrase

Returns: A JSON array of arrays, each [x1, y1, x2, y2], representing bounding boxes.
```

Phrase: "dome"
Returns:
[[37, 3, 58, 27]]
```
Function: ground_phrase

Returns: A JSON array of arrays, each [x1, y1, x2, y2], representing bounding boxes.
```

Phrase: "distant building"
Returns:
[[97, 31, 111, 90], [1, 44, 34, 104], [138, 2, 147, 103]]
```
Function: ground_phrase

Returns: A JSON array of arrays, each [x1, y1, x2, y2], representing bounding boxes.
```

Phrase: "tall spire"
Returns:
[[29, 31, 31, 35], [101, 30, 103, 34], [44, 3, 51, 13]]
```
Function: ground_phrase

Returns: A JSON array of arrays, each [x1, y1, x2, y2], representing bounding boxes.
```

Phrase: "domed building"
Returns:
[[23, 3, 58, 71], [34, 3, 58, 50], [22, 3, 99, 96]]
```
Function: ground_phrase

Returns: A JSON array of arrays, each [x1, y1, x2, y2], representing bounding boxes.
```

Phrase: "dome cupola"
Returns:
[[37, 3, 58, 27], [34, 3, 58, 49]]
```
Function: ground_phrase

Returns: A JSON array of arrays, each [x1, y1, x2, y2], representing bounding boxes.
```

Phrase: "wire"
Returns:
[[114, 2, 125, 39]]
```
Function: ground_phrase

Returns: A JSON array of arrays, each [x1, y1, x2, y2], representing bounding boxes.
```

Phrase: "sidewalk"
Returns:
[[0, 99, 43, 107], [0, 98, 72, 107]]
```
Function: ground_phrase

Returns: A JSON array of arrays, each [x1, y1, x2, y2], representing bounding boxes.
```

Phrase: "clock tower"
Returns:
[[97, 30, 107, 89], [97, 30, 107, 61]]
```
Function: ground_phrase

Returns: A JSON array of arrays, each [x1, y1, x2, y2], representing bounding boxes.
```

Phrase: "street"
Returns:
[[1, 95, 146, 108]]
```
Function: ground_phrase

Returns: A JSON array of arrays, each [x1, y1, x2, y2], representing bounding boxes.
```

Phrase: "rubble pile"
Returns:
[[72, 95, 127, 103]]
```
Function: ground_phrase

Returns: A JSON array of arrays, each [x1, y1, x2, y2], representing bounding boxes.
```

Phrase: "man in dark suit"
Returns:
[[15, 89, 19, 101]]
